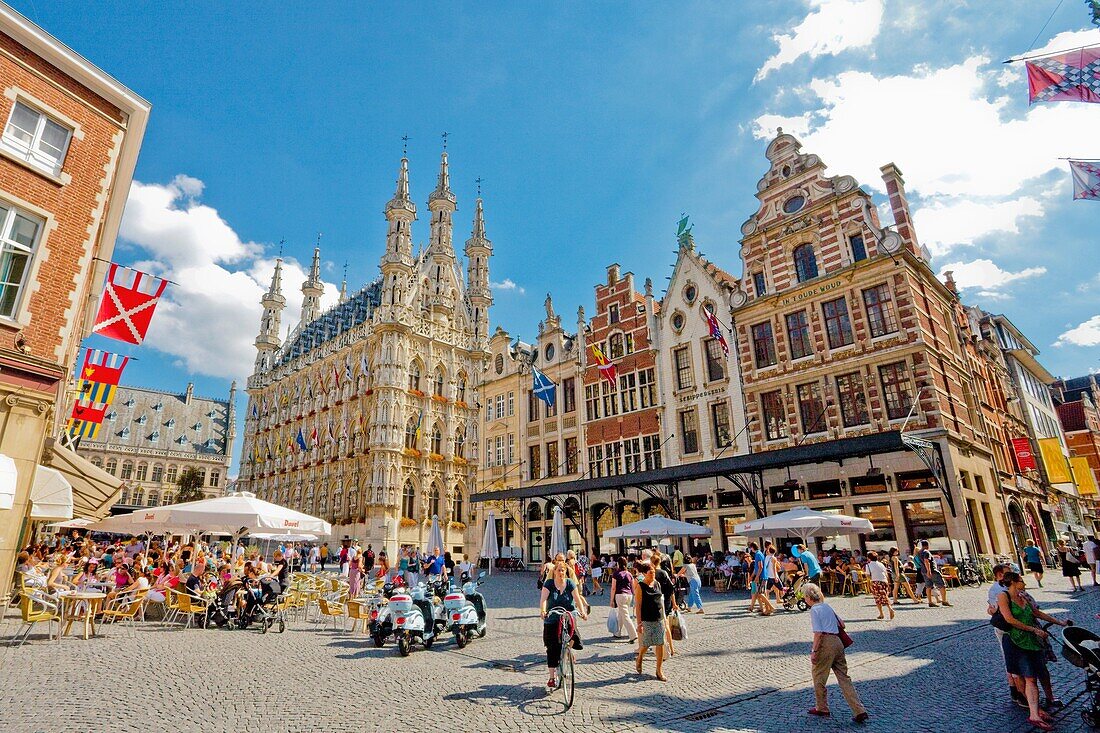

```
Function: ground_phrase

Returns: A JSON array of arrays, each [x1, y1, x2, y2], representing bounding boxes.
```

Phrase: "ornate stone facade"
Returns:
[[238, 152, 490, 557]]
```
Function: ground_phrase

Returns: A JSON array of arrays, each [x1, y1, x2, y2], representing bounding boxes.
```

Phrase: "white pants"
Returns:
[[614, 592, 637, 640]]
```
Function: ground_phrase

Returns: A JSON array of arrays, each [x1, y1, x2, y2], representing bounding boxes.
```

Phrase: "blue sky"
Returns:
[[15, 1, 1100, 474]]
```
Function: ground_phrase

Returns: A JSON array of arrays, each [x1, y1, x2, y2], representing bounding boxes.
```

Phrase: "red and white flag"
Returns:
[[1070, 160, 1100, 200], [590, 344, 617, 385], [702, 305, 729, 357], [1026, 46, 1100, 104], [92, 264, 169, 345]]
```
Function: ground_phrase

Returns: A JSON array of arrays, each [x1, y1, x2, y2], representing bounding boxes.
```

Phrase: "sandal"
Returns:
[[1027, 718, 1054, 731]]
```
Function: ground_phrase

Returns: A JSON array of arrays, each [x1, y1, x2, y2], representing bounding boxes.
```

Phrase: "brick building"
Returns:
[[0, 4, 148, 598], [730, 130, 1003, 555]]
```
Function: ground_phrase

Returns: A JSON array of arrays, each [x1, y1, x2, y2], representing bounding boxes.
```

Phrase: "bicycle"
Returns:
[[546, 608, 578, 710], [955, 557, 984, 588]]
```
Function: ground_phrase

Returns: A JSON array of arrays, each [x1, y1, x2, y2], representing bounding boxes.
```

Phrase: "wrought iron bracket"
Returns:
[[902, 434, 957, 516]]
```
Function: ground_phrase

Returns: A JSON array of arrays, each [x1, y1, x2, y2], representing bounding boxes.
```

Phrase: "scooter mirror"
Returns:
[[478, 571, 487, 580]]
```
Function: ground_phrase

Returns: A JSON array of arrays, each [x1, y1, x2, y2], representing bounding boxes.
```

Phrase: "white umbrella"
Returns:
[[111, 491, 330, 536], [249, 532, 319, 542], [733, 506, 873, 539], [603, 515, 713, 540], [549, 505, 568, 558], [30, 466, 73, 521], [425, 514, 444, 555], [46, 517, 95, 529], [480, 510, 499, 575]]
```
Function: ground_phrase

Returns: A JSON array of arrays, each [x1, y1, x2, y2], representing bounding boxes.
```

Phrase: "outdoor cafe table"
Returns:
[[60, 592, 107, 640]]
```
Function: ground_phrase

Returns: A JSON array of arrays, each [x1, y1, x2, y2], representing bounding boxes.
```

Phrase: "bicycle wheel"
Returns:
[[559, 648, 575, 710]]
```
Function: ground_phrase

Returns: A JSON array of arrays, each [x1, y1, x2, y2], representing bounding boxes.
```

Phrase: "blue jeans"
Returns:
[[686, 578, 703, 610]]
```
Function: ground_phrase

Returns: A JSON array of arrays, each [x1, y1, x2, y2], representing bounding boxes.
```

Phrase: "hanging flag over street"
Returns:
[[1026, 45, 1100, 104], [702, 305, 729, 357], [590, 343, 617, 385], [66, 418, 102, 441], [532, 366, 557, 407], [1070, 159, 1100, 200], [92, 263, 169, 344], [70, 399, 107, 425]]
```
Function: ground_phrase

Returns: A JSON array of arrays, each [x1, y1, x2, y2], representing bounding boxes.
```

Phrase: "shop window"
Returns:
[[856, 503, 896, 552], [769, 483, 801, 503], [902, 498, 949, 550], [850, 475, 888, 495], [683, 495, 708, 512], [716, 491, 744, 508], [896, 470, 935, 491], [807, 479, 842, 500]]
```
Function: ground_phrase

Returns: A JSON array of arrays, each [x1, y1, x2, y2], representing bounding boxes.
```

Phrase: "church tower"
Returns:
[[380, 156, 416, 309], [254, 257, 285, 372], [465, 196, 492, 347], [301, 247, 323, 325], [426, 150, 458, 307]]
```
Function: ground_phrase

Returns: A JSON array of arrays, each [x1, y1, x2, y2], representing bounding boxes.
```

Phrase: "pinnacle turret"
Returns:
[[465, 196, 492, 345], [301, 247, 324, 325], [386, 157, 416, 216], [428, 151, 457, 206], [255, 257, 286, 371]]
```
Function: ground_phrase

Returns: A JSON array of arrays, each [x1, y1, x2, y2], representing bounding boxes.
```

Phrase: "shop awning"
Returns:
[[42, 439, 122, 520], [30, 465, 73, 521]]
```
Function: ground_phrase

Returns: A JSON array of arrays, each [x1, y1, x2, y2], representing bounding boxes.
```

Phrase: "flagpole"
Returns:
[[1003, 42, 1099, 64]]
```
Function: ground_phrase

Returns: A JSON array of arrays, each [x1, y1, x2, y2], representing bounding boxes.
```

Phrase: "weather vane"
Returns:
[[475, 177, 483, 197], [442, 131, 449, 150], [401, 134, 409, 156], [277, 238, 285, 258]]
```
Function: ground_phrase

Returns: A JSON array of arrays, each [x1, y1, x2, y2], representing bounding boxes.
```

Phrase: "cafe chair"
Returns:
[[10, 592, 61, 646]]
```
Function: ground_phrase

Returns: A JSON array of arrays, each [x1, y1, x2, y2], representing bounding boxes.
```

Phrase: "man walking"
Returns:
[[319, 541, 329, 571], [796, 544, 822, 585], [1022, 539, 1045, 588], [1085, 536, 1099, 586], [749, 542, 774, 616], [920, 540, 951, 607]]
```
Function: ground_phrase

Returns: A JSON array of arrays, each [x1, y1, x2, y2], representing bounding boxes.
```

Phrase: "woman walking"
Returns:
[[888, 547, 919, 604], [634, 561, 668, 681], [348, 550, 363, 597], [678, 555, 705, 614], [865, 552, 894, 620], [609, 556, 637, 642], [995, 571, 1068, 730], [591, 553, 604, 596], [1057, 540, 1083, 592], [803, 583, 869, 723]]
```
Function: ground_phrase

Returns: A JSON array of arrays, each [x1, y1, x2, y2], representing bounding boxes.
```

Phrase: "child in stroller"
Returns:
[[780, 570, 808, 612]]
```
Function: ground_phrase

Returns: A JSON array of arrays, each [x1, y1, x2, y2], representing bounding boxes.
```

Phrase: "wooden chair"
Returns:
[[10, 592, 61, 646], [100, 591, 148, 636], [317, 597, 345, 631]]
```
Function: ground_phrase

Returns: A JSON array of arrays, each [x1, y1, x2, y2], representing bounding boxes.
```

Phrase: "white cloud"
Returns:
[[938, 258, 1045, 298], [752, 30, 1100, 255], [491, 278, 525, 295], [1056, 316, 1100, 348], [755, 0, 884, 81], [119, 176, 338, 379]]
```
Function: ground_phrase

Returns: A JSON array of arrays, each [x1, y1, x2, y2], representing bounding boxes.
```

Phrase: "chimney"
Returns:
[[607, 263, 620, 285], [879, 163, 920, 255], [943, 270, 958, 296], [185, 382, 194, 405]]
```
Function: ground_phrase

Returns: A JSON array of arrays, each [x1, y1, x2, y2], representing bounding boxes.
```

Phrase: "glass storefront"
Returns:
[[818, 507, 854, 551], [528, 527, 543, 564], [855, 503, 896, 552], [721, 514, 748, 551], [902, 498, 949, 551]]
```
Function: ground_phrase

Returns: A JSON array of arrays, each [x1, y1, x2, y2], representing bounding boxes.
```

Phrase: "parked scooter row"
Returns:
[[366, 571, 488, 656]]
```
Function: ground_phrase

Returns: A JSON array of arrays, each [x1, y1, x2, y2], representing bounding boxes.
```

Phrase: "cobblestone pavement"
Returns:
[[3, 572, 1100, 733]]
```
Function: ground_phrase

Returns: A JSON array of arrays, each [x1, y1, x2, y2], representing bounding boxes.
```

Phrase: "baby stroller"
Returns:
[[1061, 624, 1100, 726], [239, 577, 286, 633], [780, 572, 808, 612]]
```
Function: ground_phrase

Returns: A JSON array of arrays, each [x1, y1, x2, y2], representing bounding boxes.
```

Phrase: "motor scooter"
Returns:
[[369, 577, 405, 647], [444, 571, 488, 648], [392, 584, 444, 656]]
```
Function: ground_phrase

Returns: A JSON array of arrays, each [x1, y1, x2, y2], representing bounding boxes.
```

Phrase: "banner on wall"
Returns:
[[1038, 437, 1073, 484], [1070, 457, 1099, 496], [1011, 437, 1038, 472]]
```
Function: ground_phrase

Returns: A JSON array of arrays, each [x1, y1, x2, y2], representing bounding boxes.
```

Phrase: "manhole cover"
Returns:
[[684, 708, 721, 721]]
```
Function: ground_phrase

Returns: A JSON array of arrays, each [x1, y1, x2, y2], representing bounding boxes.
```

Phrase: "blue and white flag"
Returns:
[[532, 366, 557, 407]]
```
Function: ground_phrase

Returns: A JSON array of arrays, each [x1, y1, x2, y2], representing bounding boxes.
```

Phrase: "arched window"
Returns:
[[451, 486, 464, 524], [120, 462, 133, 480], [151, 464, 163, 482], [431, 423, 443, 455], [793, 243, 818, 283], [402, 480, 416, 520], [456, 374, 467, 403], [90, 456, 103, 468], [454, 424, 466, 459], [433, 368, 445, 397], [608, 333, 624, 360], [119, 488, 130, 505], [408, 361, 422, 391], [427, 483, 441, 520], [132, 487, 145, 505], [135, 463, 148, 481], [105, 458, 117, 475], [166, 465, 178, 483], [405, 418, 419, 450], [147, 490, 159, 507], [528, 502, 543, 521]]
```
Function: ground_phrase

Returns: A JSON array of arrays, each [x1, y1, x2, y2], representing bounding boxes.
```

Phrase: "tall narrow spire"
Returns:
[[429, 150, 456, 206], [386, 156, 415, 215], [465, 195, 492, 347], [427, 148, 458, 262], [301, 246, 323, 325], [255, 257, 286, 371]]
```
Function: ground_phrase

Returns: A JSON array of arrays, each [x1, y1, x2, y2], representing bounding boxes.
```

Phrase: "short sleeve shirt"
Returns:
[[799, 550, 822, 577], [543, 579, 576, 624], [988, 582, 1007, 609], [809, 602, 840, 634], [1023, 546, 1043, 565], [754, 550, 768, 580]]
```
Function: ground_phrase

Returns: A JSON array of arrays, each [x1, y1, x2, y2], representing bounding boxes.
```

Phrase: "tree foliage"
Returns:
[[173, 467, 207, 504]]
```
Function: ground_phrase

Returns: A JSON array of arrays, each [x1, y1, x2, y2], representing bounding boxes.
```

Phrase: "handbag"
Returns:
[[607, 608, 620, 636], [669, 610, 684, 641], [990, 590, 1013, 632], [833, 610, 854, 648]]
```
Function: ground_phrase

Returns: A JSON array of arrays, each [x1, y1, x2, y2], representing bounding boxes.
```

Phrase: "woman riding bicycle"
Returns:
[[540, 560, 588, 689]]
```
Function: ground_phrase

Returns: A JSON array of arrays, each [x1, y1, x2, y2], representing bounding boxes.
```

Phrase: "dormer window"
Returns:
[[193, 422, 202, 431], [150, 430, 160, 441], [165, 419, 175, 428], [176, 436, 188, 445], [120, 427, 130, 438], [136, 415, 147, 425], [153, 402, 163, 412]]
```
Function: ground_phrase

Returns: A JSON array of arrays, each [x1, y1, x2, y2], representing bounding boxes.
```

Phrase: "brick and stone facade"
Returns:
[[0, 5, 148, 598]]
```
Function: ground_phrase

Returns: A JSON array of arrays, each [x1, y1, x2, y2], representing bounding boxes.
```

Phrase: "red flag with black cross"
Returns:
[[92, 263, 169, 345]]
